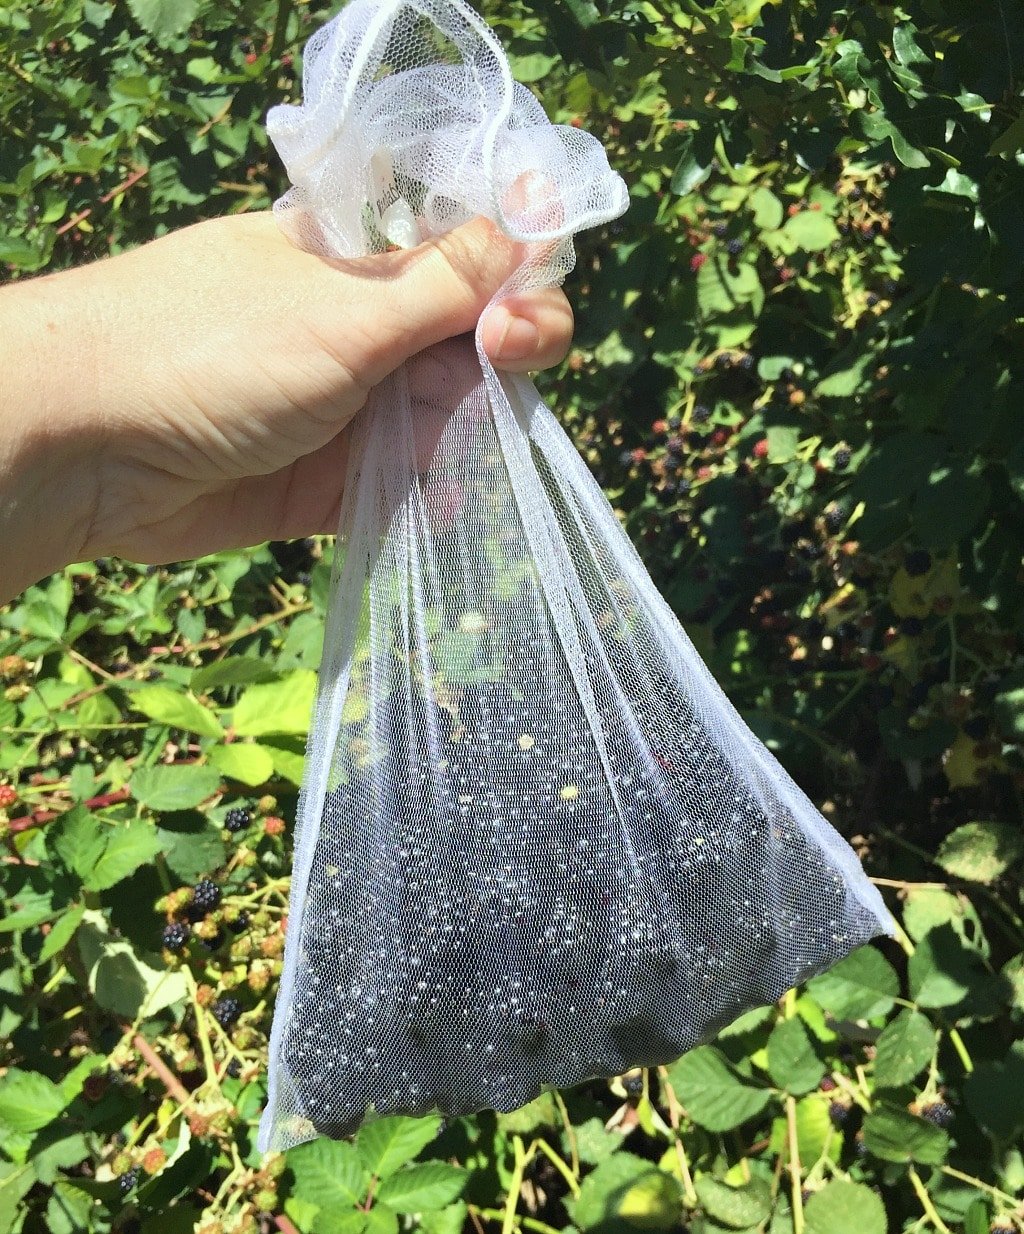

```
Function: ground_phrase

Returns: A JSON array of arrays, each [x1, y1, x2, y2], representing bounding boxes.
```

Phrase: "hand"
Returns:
[[0, 211, 573, 602]]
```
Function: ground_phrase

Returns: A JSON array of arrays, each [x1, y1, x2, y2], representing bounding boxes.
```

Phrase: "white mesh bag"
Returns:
[[258, 0, 894, 1151]]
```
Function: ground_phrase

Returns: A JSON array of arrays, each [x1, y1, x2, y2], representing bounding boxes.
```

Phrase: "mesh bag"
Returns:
[[258, 0, 894, 1152]]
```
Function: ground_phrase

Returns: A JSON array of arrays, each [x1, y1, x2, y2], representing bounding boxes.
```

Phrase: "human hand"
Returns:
[[0, 210, 572, 601]]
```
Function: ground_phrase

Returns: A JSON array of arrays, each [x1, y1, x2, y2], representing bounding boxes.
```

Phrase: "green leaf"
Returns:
[[569, 1152, 682, 1231], [126, 0, 199, 42], [77, 912, 187, 1019], [749, 186, 783, 231], [231, 670, 317, 736], [873, 1009, 934, 1088], [356, 1115, 443, 1178], [694, 1176, 772, 1229], [907, 924, 993, 1009], [127, 685, 224, 738], [191, 657, 281, 692], [155, 814, 226, 883], [375, 1163, 467, 1213], [419, 1203, 468, 1234], [776, 210, 840, 252], [288, 1139, 370, 1212], [0, 1069, 67, 1133], [664, 1046, 773, 1131], [85, 820, 163, 891], [936, 821, 1024, 883], [862, 1104, 949, 1164], [912, 469, 989, 550], [131, 763, 221, 812], [804, 1181, 886, 1234], [37, 903, 86, 964], [963, 1045, 1024, 1144], [208, 743, 275, 787], [767, 1017, 825, 1095], [806, 947, 899, 1021], [50, 808, 107, 884]]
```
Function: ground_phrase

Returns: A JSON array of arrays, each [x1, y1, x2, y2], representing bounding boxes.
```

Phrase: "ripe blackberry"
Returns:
[[212, 996, 242, 1029], [161, 922, 190, 953], [921, 1100, 954, 1128], [900, 616, 925, 637], [623, 1072, 644, 1098], [828, 1100, 850, 1128], [834, 447, 852, 470], [905, 548, 932, 576], [824, 503, 847, 533], [224, 807, 250, 834], [866, 292, 879, 307], [228, 911, 251, 935], [738, 353, 754, 371], [200, 928, 226, 952], [727, 238, 743, 257], [226, 1058, 242, 1079], [119, 1166, 142, 1194], [713, 221, 728, 237], [189, 878, 221, 916], [692, 403, 712, 424]]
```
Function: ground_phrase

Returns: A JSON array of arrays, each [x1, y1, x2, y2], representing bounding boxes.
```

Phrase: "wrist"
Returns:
[[0, 271, 105, 603]]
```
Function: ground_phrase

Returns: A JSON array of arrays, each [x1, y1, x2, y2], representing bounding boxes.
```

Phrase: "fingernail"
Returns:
[[492, 311, 540, 362]]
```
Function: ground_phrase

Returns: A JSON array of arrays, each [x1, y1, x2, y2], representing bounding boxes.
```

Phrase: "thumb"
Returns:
[[351, 216, 526, 381]]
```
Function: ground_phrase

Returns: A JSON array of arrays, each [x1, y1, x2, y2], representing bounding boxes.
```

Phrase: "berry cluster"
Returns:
[[224, 807, 251, 834]]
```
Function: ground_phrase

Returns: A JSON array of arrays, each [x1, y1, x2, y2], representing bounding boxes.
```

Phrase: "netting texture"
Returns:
[[258, 0, 894, 1152]]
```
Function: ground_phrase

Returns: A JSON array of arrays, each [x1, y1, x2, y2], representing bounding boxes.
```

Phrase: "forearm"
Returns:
[[0, 271, 104, 604]]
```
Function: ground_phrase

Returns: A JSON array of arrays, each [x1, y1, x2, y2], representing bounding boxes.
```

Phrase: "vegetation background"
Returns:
[[1, 1, 1023, 1232]]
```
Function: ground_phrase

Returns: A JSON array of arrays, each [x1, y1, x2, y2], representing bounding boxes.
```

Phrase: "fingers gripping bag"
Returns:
[[258, 0, 894, 1151]]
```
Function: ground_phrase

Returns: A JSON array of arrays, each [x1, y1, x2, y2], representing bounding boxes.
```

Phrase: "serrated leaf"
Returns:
[[862, 1104, 949, 1164], [86, 820, 163, 891], [804, 1181, 886, 1234], [128, 685, 224, 738], [0, 1069, 68, 1133], [288, 1139, 370, 1212], [191, 656, 281, 692], [231, 670, 317, 736], [131, 763, 221, 812], [664, 1046, 773, 1131], [767, 1017, 825, 1095], [208, 742, 275, 787], [874, 1009, 934, 1088], [569, 1152, 682, 1231], [936, 821, 1023, 883], [126, 0, 199, 42], [806, 946, 898, 1021], [375, 1163, 467, 1214], [38, 903, 86, 964], [694, 1176, 771, 1228], [356, 1115, 442, 1178]]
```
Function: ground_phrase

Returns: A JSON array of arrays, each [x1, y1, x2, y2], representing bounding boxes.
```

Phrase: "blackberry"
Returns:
[[200, 929, 226, 952], [738, 353, 754, 371], [224, 807, 250, 834], [161, 922, 190, 953], [900, 616, 925, 637], [226, 1058, 242, 1078], [905, 548, 932, 577], [866, 292, 879, 307], [713, 221, 728, 237], [692, 403, 712, 424], [119, 1166, 142, 1194], [824, 503, 847, 534], [834, 447, 852, 470], [623, 1072, 644, 1098], [189, 878, 221, 916], [921, 1100, 954, 1128], [828, 1100, 850, 1128], [228, 911, 251, 935], [963, 715, 989, 740], [211, 996, 242, 1029], [727, 238, 743, 257]]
